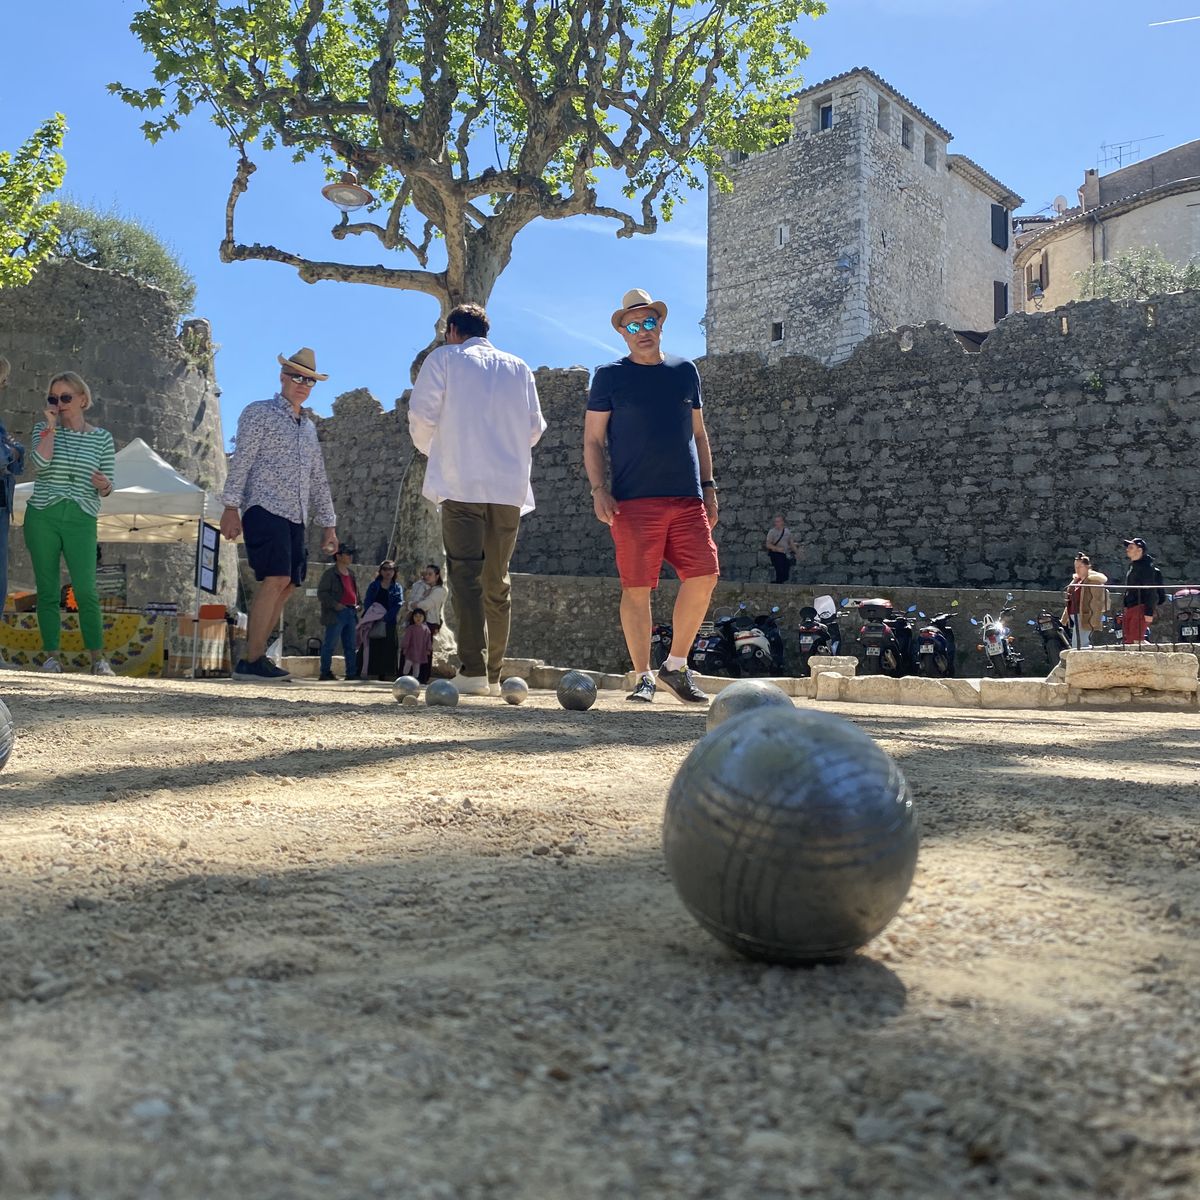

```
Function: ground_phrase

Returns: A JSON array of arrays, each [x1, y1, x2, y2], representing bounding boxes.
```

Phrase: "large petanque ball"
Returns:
[[425, 678, 460, 707], [392, 675, 421, 703], [501, 676, 529, 705], [706, 678, 794, 732], [556, 670, 597, 711], [663, 707, 918, 964], [0, 698, 12, 771]]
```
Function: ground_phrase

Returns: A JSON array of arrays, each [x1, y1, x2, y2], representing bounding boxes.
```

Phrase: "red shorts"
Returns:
[[610, 496, 720, 588]]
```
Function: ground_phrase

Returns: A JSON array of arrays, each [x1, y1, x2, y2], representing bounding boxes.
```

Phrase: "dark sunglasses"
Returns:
[[285, 374, 317, 387], [47, 392, 75, 404], [623, 315, 659, 335]]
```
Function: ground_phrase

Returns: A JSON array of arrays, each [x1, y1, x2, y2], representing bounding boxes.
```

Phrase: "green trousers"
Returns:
[[23, 500, 103, 651], [441, 500, 522, 681]]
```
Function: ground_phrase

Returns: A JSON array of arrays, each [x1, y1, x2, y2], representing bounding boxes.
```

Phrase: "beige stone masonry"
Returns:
[[897, 677, 981, 709], [980, 679, 1067, 709], [814, 671, 845, 702], [1062, 650, 1198, 694], [808, 656, 860, 679], [839, 675, 902, 705]]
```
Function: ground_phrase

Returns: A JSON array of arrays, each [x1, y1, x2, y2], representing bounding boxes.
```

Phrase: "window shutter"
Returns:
[[991, 204, 1009, 250], [993, 281, 1009, 322], [1039, 254, 1049, 290]]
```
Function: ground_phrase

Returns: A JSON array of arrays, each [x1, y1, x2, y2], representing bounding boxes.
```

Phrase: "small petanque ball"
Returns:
[[556, 670, 597, 711], [0, 698, 12, 771], [706, 678, 794, 732], [425, 678, 459, 707], [501, 676, 529, 705], [401, 694, 419, 707], [663, 707, 918, 964], [392, 675, 421, 703]]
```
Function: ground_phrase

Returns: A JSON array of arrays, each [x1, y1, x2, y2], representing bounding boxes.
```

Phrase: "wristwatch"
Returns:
[[701, 479, 718, 492]]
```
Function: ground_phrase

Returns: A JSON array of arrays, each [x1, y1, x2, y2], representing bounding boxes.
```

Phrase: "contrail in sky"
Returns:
[[1149, 14, 1200, 24]]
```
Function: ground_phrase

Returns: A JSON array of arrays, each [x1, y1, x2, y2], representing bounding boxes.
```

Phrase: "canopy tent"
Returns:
[[12, 437, 227, 542]]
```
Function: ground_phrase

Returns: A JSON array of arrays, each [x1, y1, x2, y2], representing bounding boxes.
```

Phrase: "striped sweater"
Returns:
[[29, 422, 116, 517]]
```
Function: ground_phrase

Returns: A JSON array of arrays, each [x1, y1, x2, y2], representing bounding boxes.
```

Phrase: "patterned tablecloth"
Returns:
[[0, 612, 166, 676]]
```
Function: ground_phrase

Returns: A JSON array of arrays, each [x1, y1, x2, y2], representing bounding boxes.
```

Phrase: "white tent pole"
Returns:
[[190, 495, 204, 679]]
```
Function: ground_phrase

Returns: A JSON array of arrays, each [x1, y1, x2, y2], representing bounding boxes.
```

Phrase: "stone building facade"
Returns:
[[1015, 140, 1200, 313], [0, 261, 237, 610], [707, 68, 1023, 364]]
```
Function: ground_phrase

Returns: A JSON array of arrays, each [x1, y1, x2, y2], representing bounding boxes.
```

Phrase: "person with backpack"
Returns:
[[1120, 537, 1165, 645]]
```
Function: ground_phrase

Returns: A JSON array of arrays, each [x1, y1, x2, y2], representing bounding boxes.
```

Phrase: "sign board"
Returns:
[[196, 521, 221, 595]]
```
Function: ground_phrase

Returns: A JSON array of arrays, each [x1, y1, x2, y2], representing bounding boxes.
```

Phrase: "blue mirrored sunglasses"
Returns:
[[623, 315, 660, 335]]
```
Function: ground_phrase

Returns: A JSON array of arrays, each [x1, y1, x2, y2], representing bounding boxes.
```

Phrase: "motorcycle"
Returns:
[[650, 622, 673, 670], [856, 598, 913, 677], [973, 604, 1023, 675], [727, 603, 785, 676], [1173, 588, 1200, 643], [796, 595, 843, 676], [1033, 609, 1071, 666], [691, 617, 734, 677], [914, 612, 956, 676]]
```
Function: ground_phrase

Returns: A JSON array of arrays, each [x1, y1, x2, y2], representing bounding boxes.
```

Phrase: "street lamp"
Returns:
[[1031, 282, 1045, 311], [321, 171, 374, 214]]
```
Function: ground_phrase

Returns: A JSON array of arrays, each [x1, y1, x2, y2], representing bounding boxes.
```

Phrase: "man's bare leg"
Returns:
[[246, 576, 294, 661], [669, 574, 719, 660], [619, 586, 653, 674]]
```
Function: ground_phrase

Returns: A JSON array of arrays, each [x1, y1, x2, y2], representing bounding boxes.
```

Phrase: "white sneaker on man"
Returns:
[[455, 674, 491, 696], [488, 681, 501, 697], [41, 657, 64, 673]]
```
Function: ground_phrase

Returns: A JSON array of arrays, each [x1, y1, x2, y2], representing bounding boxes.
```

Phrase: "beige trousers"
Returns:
[[441, 500, 522, 680]]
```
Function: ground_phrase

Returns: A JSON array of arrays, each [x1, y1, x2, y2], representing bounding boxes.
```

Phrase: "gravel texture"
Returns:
[[0, 674, 1197, 1200]]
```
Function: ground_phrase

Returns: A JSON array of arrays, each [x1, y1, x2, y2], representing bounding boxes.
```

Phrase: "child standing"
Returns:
[[401, 607, 434, 683]]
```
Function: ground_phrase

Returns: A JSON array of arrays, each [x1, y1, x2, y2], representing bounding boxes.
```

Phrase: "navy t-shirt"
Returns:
[[587, 354, 703, 502]]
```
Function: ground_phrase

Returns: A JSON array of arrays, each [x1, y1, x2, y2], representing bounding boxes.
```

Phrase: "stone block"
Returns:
[[814, 671, 844, 702], [838, 675, 901, 705], [809, 655, 859, 679], [897, 676, 977, 709], [941, 678, 983, 706], [1071, 687, 1133, 706], [530, 665, 571, 689], [792, 677, 815, 700], [281, 655, 320, 679], [979, 678, 1062, 709], [1062, 649, 1198, 693], [500, 657, 544, 681]]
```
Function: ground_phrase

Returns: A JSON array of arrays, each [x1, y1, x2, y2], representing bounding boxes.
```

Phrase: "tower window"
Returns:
[[877, 98, 891, 135], [770, 321, 785, 343], [924, 133, 937, 168], [901, 116, 914, 150], [777, 224, 790, 247], [811, 96, 834, 133]]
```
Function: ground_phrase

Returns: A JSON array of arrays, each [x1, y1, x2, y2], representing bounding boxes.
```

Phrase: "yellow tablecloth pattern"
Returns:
[[0, 612, 166, 677]]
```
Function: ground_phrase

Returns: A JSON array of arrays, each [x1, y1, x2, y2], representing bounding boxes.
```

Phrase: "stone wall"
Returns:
[[510, 290, 1200, 589], [0, 261, 237, 610]]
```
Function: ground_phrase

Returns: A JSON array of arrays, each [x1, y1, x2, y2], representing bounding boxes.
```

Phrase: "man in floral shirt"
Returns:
[[221, 347, 339, 682]]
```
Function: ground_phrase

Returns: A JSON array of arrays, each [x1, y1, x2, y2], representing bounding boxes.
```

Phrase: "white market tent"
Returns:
[[11, 438, 233, 675], [11, 437, 226, 542]]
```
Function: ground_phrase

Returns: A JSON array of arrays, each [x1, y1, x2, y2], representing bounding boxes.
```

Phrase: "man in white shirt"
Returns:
[[408, 304, 547, 696]]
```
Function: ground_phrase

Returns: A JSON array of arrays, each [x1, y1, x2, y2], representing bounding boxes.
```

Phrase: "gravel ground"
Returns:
[[0, 673, 1197, 1200]]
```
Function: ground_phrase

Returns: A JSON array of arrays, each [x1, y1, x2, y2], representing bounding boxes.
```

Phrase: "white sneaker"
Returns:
[[41, 657, 64, 673], [488, 682, 501, 697], [92, 659, 116, 677], [455, 674, 491, 696]]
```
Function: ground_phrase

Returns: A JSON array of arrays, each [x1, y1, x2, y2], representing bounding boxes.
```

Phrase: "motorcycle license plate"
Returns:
[[986, 643, 1003, 656], [1183, 627, 1198, 637], [866, 646, 881, 656], [1038, 620, 1052, 630], [799, 637, 815, 647], [919, 644, 935, 654]]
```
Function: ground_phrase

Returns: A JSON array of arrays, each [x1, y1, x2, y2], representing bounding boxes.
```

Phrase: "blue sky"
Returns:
[[2, 1, 1197, 443]]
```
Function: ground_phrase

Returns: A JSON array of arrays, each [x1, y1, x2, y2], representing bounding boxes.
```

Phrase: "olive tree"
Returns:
[[0, 114, 67, 288]]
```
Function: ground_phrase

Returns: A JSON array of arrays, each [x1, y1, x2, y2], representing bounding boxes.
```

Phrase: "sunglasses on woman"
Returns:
[[47, 393, 75, 405]]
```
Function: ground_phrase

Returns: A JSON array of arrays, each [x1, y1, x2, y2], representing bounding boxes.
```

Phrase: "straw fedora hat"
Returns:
[[277, 347, 329, 381], [610, 288, 668, 332]]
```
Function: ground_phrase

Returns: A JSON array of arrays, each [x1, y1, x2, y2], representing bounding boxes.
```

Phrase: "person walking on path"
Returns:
[[0, 357, 26, 633], [23, 371, 116, 675], [317, 543, 361, 680], [408, 303, 546, 697], [220, 347, 339, 682], [764, 514, 797, 584], [584, 288, 720, 705], [1120, 537, 1165, 645], [1060, 552, 1107, 649]]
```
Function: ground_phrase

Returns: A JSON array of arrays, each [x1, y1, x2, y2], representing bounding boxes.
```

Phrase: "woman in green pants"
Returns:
[[24, 372, 117, 675]]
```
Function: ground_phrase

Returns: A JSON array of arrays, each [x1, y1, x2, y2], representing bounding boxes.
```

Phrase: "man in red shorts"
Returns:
[[584, 288, 720, 703]]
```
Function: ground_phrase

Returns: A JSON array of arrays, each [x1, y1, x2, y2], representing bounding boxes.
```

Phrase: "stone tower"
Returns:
[[0, 260, 237, 610], [707, 68, 1024, 364]]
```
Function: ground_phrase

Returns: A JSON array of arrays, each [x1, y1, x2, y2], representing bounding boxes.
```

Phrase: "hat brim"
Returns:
[[611, 300, 668, 332], [277, 353, 329, 381]]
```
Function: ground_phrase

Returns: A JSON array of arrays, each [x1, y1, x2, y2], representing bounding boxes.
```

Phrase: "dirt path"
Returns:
[[0, 674, 1197, 1200]]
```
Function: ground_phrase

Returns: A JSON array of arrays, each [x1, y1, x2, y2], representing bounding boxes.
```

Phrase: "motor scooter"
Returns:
[[914, 613, 956, 676], [1173, 588, 1200, 643], [796, 594, 842, 676], [973, 601, 1023, 675], [1033, 610, 1071, 666], [727, 603, 785, 676], [856, 599, 911, 677]]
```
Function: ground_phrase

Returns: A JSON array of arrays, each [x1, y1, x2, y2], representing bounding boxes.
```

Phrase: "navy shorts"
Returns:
[[242, 505, 307, 586]]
